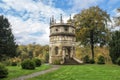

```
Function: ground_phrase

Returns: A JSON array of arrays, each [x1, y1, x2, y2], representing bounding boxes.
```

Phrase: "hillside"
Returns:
[[75, 46, 112, 64]]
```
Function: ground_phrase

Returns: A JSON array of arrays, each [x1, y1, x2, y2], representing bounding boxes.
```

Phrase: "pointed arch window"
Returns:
[[55, 47, 59, 55]]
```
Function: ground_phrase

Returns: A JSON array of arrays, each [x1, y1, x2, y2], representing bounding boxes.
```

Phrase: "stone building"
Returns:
[[49, 14, 78, 64]]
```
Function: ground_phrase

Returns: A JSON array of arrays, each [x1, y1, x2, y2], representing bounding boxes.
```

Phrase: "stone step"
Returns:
[[63, 58, 80, 65]]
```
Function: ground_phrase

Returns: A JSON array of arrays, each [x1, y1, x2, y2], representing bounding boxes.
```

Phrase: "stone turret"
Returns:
[[49, 14, 76, 64]]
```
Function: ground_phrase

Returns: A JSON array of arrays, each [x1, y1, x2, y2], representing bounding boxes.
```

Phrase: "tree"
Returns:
[[17, 44, 48, 61], [109, 31, 120, 64], [73, 6, 111, 60], [0, 15, 18, 61], [43, 45, 49, 63], [114, 8, 120, 26]]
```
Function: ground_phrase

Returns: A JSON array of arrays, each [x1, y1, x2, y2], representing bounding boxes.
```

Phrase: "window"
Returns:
[[72, 30, 74, 33], [64, 27, 68, 31], [56, 29, 58, 32], [55, 47, 59, 55]]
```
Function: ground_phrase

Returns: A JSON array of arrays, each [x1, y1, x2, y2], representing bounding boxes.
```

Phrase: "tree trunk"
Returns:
[[90, 30, 94, 60]]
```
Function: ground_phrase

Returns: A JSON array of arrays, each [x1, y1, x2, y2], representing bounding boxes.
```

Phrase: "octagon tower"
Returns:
[[49, 15, 76, 64]]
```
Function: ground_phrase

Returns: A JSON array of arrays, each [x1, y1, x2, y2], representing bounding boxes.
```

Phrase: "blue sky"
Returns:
[[0, 0, 120, 45]]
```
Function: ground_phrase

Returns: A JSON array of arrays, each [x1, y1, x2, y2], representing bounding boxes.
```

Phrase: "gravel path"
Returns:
[[12, 65, 60, 80]]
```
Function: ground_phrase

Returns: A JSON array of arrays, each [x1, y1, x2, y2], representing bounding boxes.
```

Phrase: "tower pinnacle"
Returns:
[[50, 17, 52, 25], [51, 15, 54, 24], [70, 14, 72, 21], [60, 14, 63, 23]]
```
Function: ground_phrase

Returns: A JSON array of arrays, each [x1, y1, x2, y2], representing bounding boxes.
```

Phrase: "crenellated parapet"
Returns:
[[50, 14, 74, 27]]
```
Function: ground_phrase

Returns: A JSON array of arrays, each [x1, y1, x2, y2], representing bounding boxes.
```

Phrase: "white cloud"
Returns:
[[0, 0, 67, 45], [7, 15, 49, 44], [0, 0, 112, 45], [68, 0, 102, 12], [110, 9, 120, 31]]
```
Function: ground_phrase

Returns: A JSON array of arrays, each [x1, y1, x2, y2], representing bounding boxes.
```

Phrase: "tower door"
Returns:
[[64, 47, 71, 60]]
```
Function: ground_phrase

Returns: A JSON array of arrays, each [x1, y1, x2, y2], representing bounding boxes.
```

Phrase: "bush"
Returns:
[[89, 59, 95, 64], [33, 58, 41, 67], [116, 58, 120, 65], [1, 60, 11, 66], [11, 62, 17, 66], [97, 55, 105, 64], [21, 59, 35, 70], [83, 55, 90, 63], [43, 52, 49, 63], [53, 59, 61, 65], [0, 63, 8, 78]]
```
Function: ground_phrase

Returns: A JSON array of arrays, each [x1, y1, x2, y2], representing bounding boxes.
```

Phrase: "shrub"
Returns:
[[0, 63, 8, 78], [21, 59, 35, 70], [89, 59, 95, 64], [43, 52, 49, 63], [116, 58, 120, 65], [33, 58, 41, 67], [97, 55, 105, 64], [53, 59, 61, 65], [11, 62, 17, 66], [83, 55, 90, 63], [1, 60, 11, 66]]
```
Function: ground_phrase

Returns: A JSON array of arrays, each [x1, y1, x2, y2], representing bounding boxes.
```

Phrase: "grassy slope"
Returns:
[[28, 64, 120, 80], [2, 64, 51, 80], [76, 46, 112, 64]]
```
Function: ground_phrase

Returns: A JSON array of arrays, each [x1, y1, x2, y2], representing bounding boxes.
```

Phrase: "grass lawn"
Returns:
[[2, 64, 51, 80], [28, 64, 120, 80]]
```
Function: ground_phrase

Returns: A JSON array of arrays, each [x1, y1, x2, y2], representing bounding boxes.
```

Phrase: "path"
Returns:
[[12, 65, 60, 80]]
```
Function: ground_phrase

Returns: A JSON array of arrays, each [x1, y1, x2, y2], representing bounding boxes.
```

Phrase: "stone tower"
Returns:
[[49, 14, 76, 64]]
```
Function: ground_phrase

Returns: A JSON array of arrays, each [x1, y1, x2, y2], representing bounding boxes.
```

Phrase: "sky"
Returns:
[[0, 0, 120, 45]]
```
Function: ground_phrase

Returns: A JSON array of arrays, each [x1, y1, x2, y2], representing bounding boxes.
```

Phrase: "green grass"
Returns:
[[2, 64, 51, 80], [28, 64, 120, 80]]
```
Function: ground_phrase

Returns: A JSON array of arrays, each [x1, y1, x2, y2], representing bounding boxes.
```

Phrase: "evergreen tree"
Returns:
[[0, 15, 18, 61], [109, 31, 120, 64]]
